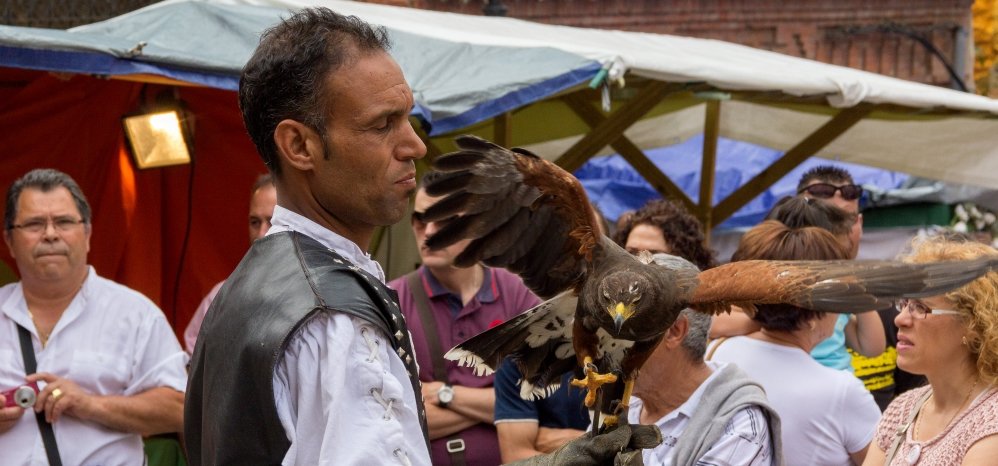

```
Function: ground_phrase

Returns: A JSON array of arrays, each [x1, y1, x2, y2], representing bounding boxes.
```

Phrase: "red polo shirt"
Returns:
[[389, 266, 541, 466]]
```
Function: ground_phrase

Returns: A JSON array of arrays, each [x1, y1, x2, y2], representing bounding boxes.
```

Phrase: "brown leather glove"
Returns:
[[505, 423, 662, 466]]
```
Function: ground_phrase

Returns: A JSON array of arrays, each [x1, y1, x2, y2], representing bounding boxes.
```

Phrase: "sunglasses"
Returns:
[[798, 183, 863, 201]]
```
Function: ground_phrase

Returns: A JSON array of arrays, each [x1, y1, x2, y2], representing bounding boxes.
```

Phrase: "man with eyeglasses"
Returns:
[[388, 172, 541, 466], [0, 168, 187, 465], [797, 165, 924, 410]]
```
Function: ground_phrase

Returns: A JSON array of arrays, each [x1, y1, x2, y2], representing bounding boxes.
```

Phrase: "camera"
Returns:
[[2, 382, 40, 409]]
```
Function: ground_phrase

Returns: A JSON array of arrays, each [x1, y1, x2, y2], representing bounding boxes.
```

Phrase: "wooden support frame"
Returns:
[[699, 100, 721, 234], [559, 91, 697, 214], [554, 81, 674, 172], [494, 111, 512, 148], [710, 103, 874, 225]]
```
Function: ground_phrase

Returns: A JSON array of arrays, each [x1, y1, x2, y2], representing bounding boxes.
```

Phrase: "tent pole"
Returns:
[[711, 103, 874, 225], [699, 100, 721, 239], [554, 81, 674, 172], [494, 112, 512, 148], [560, 92, 696, 214]]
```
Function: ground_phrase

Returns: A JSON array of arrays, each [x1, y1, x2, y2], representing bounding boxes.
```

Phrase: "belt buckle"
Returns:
[[446, 439, 465, 453]]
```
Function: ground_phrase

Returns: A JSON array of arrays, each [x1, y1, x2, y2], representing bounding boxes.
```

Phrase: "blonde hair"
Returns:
[[902, 236, 998, 385]]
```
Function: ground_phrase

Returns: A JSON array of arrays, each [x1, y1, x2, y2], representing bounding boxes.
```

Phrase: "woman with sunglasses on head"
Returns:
[[864, 237, 998, 465]]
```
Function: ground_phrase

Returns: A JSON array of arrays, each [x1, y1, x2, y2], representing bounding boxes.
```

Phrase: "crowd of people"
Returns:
[[2, 6, 998, 466]]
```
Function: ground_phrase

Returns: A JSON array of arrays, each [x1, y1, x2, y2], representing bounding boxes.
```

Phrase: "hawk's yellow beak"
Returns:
[[610, 302, 635, 332]]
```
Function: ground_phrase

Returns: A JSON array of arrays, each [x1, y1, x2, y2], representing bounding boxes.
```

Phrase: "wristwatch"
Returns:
[[437, 384, 455, 408]]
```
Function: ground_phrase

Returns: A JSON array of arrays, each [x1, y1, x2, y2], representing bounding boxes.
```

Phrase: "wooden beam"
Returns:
[[560, 93, 696, 213], [554, 81, 673, 172], [494, 112, 512, 147], [711, 104, 874, 224], [699, 100, 721, 235]]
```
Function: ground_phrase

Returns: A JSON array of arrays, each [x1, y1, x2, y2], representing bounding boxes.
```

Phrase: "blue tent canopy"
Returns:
[[576, 134, 910, 229]]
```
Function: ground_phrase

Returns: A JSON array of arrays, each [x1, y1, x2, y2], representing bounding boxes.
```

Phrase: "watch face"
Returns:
[[438, 386, 454, 404]]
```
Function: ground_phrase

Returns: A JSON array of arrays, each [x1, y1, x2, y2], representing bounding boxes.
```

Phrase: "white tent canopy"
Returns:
[[3, 0, 997, 226]]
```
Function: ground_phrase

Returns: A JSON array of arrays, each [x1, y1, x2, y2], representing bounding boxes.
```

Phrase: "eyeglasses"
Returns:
[[798, 183, 864, 201], [10, 217, 86, 235], [895, 298, 963, 319], [411, 211, 427, 227]]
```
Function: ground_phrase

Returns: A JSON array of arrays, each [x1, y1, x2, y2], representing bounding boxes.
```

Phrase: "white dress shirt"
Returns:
[[0, 267, 188, 466], [627, 361, 774, 466], [268, 206, 430, 466]]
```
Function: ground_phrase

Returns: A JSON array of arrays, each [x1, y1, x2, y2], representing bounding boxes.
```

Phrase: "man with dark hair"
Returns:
[[796, 165, 863, 258], [186, 8, 657, 466], [796, 166, 916, 410], [182, 173, 276, 353], [1, 168, 187, 465]]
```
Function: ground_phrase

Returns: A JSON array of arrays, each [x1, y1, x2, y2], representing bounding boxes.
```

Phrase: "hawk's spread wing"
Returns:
[[424, 135, 601, 299], [689, 257, 998, 315]]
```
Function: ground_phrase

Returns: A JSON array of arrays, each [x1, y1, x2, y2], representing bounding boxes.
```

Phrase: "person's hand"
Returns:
[[421, 380, 444, 406], [0, 394, 27, 434], [506, 422, 662, 466], [27, 373, 94, 424]]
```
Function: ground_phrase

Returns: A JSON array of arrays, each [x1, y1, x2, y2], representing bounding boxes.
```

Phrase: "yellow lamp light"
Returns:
[[122, 109, 193, 169]]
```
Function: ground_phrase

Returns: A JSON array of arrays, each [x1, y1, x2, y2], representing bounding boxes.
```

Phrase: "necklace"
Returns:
[[908, 379, 980, 465], [27, 309, 53, 347]]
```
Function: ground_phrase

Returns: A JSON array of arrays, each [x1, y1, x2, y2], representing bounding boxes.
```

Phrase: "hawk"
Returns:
[[423, 135, 996, 426]]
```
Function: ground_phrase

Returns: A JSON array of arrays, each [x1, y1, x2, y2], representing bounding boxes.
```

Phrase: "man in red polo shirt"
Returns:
[[389, 173, 541, 466]]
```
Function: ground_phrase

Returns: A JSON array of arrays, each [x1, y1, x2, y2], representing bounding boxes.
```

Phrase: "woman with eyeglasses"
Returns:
[[864, 237, 998, 465]]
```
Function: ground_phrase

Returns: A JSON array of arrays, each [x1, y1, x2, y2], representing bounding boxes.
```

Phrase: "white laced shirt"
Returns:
[[268, 206, 430, 466]]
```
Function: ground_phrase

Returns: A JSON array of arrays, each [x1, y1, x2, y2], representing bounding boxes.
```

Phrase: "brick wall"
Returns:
[[369, 0, 974, 89]]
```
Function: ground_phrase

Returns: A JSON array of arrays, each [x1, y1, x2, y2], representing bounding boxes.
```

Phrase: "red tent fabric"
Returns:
[[0, 69, 264, 339]]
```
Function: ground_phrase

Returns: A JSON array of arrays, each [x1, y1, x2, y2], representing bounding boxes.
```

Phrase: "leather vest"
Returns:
[[185, 231, 428, 465]]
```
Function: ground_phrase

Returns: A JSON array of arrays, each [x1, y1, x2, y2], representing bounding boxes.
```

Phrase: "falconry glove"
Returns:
[[506, 423, 662, 466]]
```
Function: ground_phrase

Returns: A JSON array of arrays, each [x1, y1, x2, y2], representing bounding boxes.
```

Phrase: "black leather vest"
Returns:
[[184, 231, 428, 465]]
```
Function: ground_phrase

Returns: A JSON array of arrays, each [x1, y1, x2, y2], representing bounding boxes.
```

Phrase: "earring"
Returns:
[[963, 336, 969, 346]]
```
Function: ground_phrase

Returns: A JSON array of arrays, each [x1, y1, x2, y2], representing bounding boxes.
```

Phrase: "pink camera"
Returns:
[[2, 382, 40, 409]]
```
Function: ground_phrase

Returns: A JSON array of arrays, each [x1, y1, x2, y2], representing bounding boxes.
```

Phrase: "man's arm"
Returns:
[[535, 426, 585, 453], [497, 422, 586, 463], [28, 373, 184, 435], [844, 311, 886, 357], [422, 380, 495, 425], [424, 402, 479, 440], [27, 372, 184, 435], [708, 307, 760, 339], [497, 421, 545, 463]]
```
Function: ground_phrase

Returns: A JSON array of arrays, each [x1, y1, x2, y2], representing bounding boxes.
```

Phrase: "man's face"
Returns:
[[625, 224, 670, 255], [4, 187, 91, 285], [248, 184, 277, 242], [802, 179, 863, 258], [412, 189, 471, 269], [310, 50, 426, 233]]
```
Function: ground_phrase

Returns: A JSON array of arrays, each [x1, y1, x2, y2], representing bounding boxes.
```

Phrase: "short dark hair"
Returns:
[[796, 165, 855, 193], [239, 8, 391, 175], [731, 220, 849, 331], [613, 199, 717, 271], [5, 169, 91, 231], [251, 173, 274, 194]]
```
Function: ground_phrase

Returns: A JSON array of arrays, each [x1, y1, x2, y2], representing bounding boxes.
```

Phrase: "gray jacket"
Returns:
[[671, 363, 784, 466]]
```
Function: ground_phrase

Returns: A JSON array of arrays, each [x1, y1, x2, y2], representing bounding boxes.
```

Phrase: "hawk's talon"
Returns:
[[602, 415, 619, 427], [570, 360, 618, 407]]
